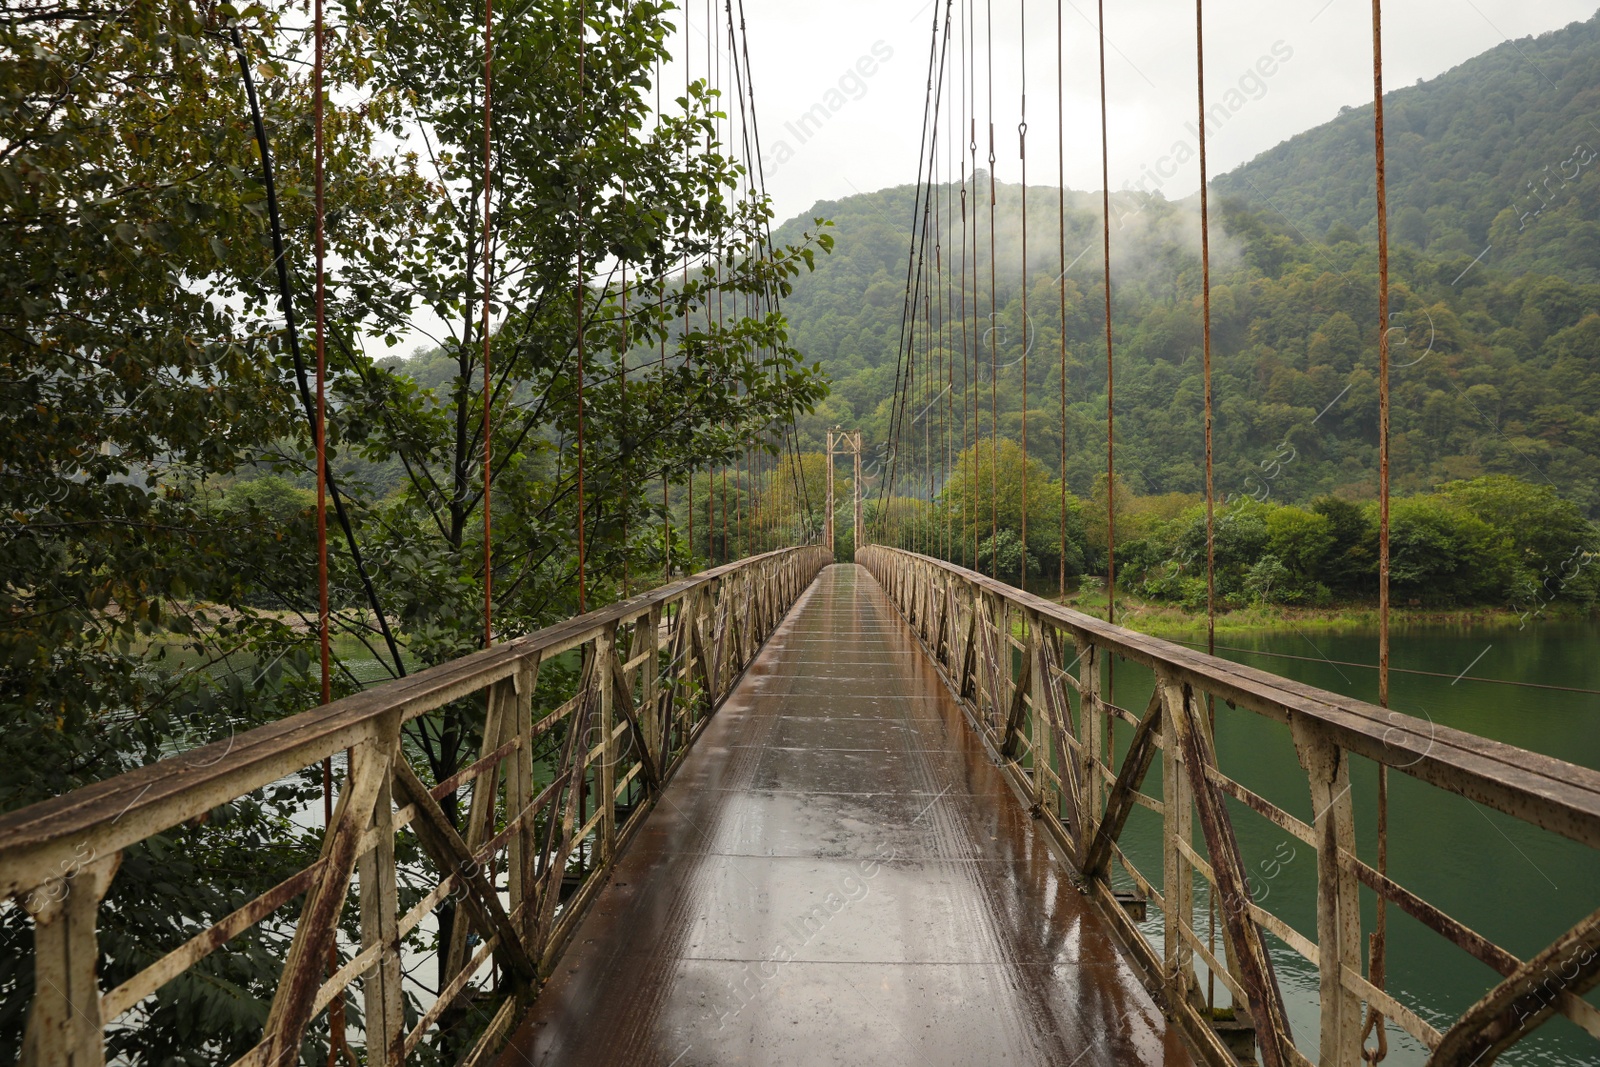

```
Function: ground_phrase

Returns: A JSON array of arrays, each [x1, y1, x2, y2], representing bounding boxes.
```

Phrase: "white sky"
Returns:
[[661, 0, 1600, 226]]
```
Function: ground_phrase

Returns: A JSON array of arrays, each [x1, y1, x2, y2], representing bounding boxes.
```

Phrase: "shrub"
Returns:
[[1388, 496, 1517, 603]]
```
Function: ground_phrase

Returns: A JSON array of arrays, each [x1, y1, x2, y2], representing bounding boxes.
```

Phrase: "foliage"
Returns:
[[770, 19, 1600, 518], [1388, 496, 1516, 603], [757, 451, 840, 548], [1214, 14, 1600, 283], [928, 440, 1086, 580], [1, 0, 828, 1059], [1096, 475, 1591, 610]]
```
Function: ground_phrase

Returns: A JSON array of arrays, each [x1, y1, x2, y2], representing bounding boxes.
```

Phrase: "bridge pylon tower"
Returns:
[[825, 427, 863, 555]]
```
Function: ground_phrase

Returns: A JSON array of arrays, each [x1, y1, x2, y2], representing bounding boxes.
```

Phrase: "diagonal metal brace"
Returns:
[[1169, 681, 1295, 1067], [1431, 904, 1600, 1066], [392, 758, 537, 985], [1082, 690, 1163, 880], [999, 638, 1035, 761], [610, 661, 662, 790]]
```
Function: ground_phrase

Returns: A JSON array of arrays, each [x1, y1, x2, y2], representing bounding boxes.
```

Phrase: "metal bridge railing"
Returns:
[[0, 546, 831, 1067], [858, 545, 1600, 1067]]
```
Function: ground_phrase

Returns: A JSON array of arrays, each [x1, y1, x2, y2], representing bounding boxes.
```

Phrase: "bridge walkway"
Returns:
[[498, 564, 1196, 1067]]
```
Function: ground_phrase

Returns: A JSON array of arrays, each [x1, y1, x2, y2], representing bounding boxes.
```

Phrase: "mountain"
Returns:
[[1214, 13, 1600, 284], [771, 15, 1600, 516]]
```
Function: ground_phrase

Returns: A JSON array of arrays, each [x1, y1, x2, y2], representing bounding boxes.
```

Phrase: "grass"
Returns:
[[1048, 590, 1593, 640]]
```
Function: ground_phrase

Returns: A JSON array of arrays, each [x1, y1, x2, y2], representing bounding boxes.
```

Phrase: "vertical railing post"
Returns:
[[1076, 637, 1104, 858], [1160, 675, 1196, 1001], [444, 680, 513, 983], [642, 606, 662, 765], [687, 589, 701, 727], [1027, 614, 1047, 809], [21, 853, 119, 1067], [260, 715, 398, 1063], [598, 624, 617, 860], [998, 599, 1014, 734], [1294, 719, 1363, 1066], [510, 652, 540, 946], [359, 767, 403, 1062]]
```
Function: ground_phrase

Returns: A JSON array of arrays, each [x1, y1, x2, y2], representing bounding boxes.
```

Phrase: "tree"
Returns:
[[1436, 475, 1598, 585], [1, 0, 830, 1058], [1266, 506, 1335, 581], [1388, 496, 1517, 603], [757, 451, 840, 549], [1310, 496, 1376, 595], [2, 2, 419, 1059], [936, 440, 1084, 581]]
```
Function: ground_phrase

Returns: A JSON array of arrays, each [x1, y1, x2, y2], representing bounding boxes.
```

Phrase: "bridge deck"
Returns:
[[499, 564, 1196, 1067]]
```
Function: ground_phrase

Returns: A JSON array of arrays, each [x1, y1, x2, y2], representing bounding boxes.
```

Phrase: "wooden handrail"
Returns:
[[857, 545, 1600, 1067], [0, 547, 814, 898], [860, 546, 1600, 849], [3, 544, 833, 1067]]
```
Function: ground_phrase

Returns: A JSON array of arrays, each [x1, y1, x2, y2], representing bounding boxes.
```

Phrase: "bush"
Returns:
[[1388, 496, 1517, 603], [1310, 496, 1376, 595], [1243, 555, 1294, 605], [1437, 475, 1599, 598], [1266, 507, 1335, 577], [978, 529, 1039, 579], [1173, 500, 1270, 602]]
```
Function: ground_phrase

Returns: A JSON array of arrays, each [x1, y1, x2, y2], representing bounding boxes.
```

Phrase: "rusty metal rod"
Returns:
[[1367, 0, 1393, 1059]]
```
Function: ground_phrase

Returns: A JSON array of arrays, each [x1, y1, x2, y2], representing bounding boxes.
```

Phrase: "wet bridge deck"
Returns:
[[500, 564, 1196, 1067]]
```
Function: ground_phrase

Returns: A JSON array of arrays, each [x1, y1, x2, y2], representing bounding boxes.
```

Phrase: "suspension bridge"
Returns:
[[3, 0, 1599, 1064], [5, 546, 1598, 1067]]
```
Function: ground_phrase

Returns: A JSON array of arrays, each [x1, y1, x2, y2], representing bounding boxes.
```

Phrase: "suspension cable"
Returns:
[[575, 0, 587, 612], [1196, 0, 1214, 666], [482, 0, 498, 631], [1018, 0, 1028, 590], [957, 0, 969, 563], [960, 0, 972, 566], [1366, 0, 1393, 1061], [683, 1, 692, 567], [877, 1, 950, 543], [934, 128, 944, 557], [655, 53, 670, 582], [620, 217, 628, 590], [945, 60, 957, 563], [312, 0, 345, 1056], [986, 0, 997, 578], [313, 0, 330, 704], [1095, 0, 1117, 763], [620, 0, 631, 593], [1194, 0, 1218, 1013], [1056, 0, 1067, 601], [707, 0, 716, 564], [1096, 0, 1115, 627], [732, 0, 812, 544]]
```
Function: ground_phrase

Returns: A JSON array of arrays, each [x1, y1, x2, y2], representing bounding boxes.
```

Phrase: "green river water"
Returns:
[[1106, 619, 1600, 1066]]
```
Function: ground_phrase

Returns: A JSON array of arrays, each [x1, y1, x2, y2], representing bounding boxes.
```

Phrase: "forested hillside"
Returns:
[[772, 13, 1600, 518], [1214, 12, 1600, 282]]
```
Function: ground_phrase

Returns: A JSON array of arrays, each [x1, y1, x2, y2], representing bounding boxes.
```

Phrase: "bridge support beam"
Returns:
[[261, 713, 403, 1066], [511, 653, 543, 947], [1293, 718, 1365, 1067], [1161, 676, 1197, 1004], [359, 771, 404, 1065], [21, 853, 119, 1067], [597, 625, 617, 863], [1076, 638, 1105, 856]]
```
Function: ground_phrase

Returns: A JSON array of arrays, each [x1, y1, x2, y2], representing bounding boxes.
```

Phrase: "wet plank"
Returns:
[[497, 564, 1196, 1067]]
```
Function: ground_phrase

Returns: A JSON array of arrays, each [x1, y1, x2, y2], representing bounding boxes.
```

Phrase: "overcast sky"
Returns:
[[660, 1, 1599, 226]]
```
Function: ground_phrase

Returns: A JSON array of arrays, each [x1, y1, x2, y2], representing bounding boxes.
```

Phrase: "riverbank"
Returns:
[[1051, 592, 1596, 640]]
